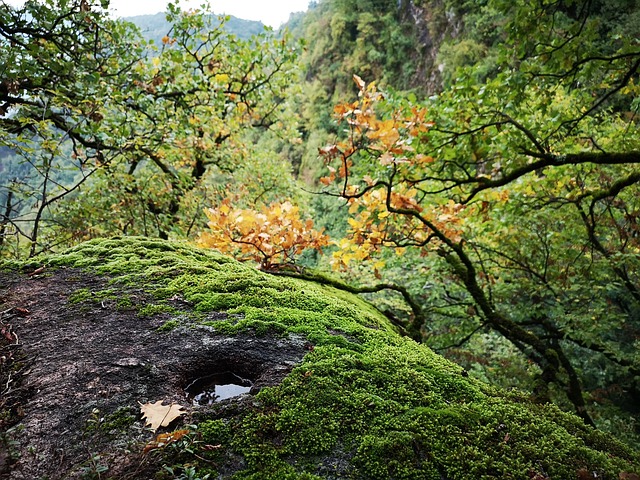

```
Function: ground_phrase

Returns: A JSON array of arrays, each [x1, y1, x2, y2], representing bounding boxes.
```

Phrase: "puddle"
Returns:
[[185, 371, 253, 405]]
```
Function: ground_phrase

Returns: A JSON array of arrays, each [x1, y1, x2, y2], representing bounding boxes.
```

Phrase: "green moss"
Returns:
[[99, 406, 137, 433], [199, 419, 232, 445], [31, 237, 640, 479], [157, 319, 180, 331], [68, 288, 95, 304], [85, 406, 137, 435], [137, 303, 179, 317], [116, 297, 133, 309], [68, 287, 134, 312]]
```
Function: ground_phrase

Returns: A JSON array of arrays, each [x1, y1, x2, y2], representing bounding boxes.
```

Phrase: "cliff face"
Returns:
[[1, 237, 638, 479], [398, 0, 463, 93]]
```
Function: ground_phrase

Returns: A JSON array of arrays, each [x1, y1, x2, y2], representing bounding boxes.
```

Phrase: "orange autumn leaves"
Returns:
[[199, 200, 329, 269], [201, 75, 466, 272], [320, 75, 432, 186], [321, 75, 465, 269], [332, 188, 466, 271]]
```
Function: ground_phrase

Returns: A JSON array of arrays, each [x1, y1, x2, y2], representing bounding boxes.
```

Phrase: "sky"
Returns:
[[4, 0, 311, 28]]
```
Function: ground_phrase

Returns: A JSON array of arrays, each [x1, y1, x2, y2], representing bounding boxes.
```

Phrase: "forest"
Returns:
[[1, 0, 639, 452]]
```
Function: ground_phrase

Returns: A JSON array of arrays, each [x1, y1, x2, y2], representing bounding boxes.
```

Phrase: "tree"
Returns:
[[0, 0, 299, 256], [320, 0, 640, 429], [199, 198, 329, 269], [0, 0, 141, 255]]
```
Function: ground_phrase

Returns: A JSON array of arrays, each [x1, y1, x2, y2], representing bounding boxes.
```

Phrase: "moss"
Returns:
[[137, 303, 179, 317], [116, 297, 133, 309], [85, 406, 137, 435], [99, 406, 138, 433], [157, 319, 180, 331], [31, 237, 640, 479], [67, 288, 95, 304], [68, 287, 134, 312], [199, 419, 233, 445]]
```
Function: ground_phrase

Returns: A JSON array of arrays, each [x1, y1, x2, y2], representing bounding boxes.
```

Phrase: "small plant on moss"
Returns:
[[78, 453, 109, 479], [0, 427, 22, 470], [163, 465, 210, 480], [151, 427, 220, 480]]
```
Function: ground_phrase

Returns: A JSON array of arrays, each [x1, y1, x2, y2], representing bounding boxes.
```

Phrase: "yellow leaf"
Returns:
[[319, 175, 334, 186], [380, 152, 394, 165], [415, 154, 434, 164], [353, 74, 366, 91], [143, 429, 190, 454], [363, 175, 377, 186], [347, 217, 361, 229]]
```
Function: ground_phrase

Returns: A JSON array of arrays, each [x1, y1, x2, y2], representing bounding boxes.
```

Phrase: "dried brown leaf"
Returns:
[[139, 401, 186, 432], [143, 429, 190, 454]]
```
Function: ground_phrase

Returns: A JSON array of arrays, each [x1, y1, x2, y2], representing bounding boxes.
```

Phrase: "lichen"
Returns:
[[33, 237, 640, 478]]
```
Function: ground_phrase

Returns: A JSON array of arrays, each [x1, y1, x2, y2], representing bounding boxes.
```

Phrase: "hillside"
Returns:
[[125, 11, 265, 43]]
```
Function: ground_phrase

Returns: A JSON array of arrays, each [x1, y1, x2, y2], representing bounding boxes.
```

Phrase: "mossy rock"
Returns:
[[1, 237, 638, 479]]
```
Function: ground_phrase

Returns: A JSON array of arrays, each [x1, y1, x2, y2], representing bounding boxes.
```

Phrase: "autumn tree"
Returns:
[[199, 198, 329, 269], [321, 0, 640, 430]]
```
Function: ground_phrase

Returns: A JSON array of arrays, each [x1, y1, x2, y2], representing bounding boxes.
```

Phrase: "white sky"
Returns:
[[4, 0, 311, 28]]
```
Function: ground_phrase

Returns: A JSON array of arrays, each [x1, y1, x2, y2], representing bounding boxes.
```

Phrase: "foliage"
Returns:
[[2, 0, 640, 453], [199, 199, 329, 269], [0, 0, 299, 256], [319, 0, 640, 432], [288, 0, 448, 181]]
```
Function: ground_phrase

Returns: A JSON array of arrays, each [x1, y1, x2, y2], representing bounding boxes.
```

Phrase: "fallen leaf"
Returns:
[[139, 401, 186, 432], [28, 266, 45, 277], [577, 469, 601, 480], [203, 444, 222, 451], [529, 471, 550, 480], [1, 325, 14, 342], [530, 475, 549, 480], [143, 429, 189, 454]]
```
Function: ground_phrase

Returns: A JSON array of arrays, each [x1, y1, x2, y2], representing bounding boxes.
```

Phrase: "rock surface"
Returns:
[[0, 237, 638, 479]]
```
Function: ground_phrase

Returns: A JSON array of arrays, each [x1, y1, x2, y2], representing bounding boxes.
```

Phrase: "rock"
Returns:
[[0, 237, 638, 479]]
